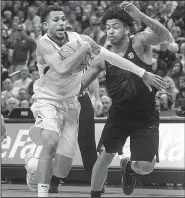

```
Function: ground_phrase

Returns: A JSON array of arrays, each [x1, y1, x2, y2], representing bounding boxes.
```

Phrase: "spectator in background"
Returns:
[[1, 43, 11, 70], [2, 10, 13, 29], [83, 15, 105, 44], [152, 48, 167, 77], [13, 66, 32, 90], [1, 65, 9, 83], [158, 41, 176, 71], [97, 71, 106, 87], [178, 42, 185, 73], [11, 24, 36, 72], [156, 76, 179, 110], [17, 88, 30, 103], [81, 15, 90, 31], [97, 95, 112, 118], [168, 42, 179, 57], [2, 97, 20, 118], [167, 60, 184, 87], [171, 1, 185, 36], [66, 11, 80, 32], [20, 99, 30, 108], [75, 5, 83, 22], [33, 25, 43, 43], [99, 85, 108, 98], [1, 77, 20, 112], [1, 29, 11, 49], [171, 26, 185, 47], [175, 76, 185, 110], [24, 6, 41, 34]]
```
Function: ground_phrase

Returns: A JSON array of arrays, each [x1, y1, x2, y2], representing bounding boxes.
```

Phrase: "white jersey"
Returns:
[[32, 31, 83, 102]]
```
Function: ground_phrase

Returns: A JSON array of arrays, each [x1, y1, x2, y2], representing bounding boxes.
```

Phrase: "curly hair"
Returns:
[[101, 5, 135, 28], [41, 5, 64, 23]]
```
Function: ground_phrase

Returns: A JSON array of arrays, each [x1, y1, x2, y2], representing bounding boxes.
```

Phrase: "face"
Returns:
[[106, 19, 128, 45], [172, 63, 181, 74], [101, 97, 112, 113], [20, 100, 29, 108], [21, 69, 29, 79], [171, 27, 181, 39], [70, 13, 76, 21], [160, 42, 169, 51], [19, 89, 28, 100], [179, 79, 185, 89], [13, 16, 20, 24], [44, 11, 66, 40], [99, 87, 107, 97], [75, 6, 81, 14], [7, 98, 18, 112], [4, 79, 13, 91], [152, 52, 159, 60], [90, 15, 97, 25], [2, 29, 7, 37]]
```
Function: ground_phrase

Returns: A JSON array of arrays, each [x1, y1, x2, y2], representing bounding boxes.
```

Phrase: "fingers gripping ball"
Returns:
[[59, 41, 90, 73]]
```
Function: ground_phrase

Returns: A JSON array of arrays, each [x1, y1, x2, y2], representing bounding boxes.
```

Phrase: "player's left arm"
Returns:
[[120, 2, 173, 46]]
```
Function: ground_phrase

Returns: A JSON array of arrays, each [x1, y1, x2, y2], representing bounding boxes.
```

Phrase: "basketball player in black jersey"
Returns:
[[80, 2, 172, 197]]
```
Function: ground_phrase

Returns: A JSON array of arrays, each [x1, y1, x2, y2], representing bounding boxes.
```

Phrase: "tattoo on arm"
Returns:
[[138, 12, 172, 42]]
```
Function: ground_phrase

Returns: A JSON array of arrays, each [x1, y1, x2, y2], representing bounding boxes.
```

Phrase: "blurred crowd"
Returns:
[[1, 0, 185, 118]]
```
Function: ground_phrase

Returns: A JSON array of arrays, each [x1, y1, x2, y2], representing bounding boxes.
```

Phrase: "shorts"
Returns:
[[98, 106, 159, 162], [30, 98, 81, 158]]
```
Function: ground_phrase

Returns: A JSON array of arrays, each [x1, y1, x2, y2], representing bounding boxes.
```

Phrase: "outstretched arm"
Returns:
[[120, 2, 173, 45], [80, 57, 104, 93], [80, 34, 145, 77]]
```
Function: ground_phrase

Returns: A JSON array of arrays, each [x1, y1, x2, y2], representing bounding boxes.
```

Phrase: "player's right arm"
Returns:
[[37, 39, 91, 75], [80, 57, 105, 94]]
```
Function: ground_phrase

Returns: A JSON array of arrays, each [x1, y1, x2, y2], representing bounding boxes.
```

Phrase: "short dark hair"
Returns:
[[101, 6, 135, 28], [41, 5, 64, 23]]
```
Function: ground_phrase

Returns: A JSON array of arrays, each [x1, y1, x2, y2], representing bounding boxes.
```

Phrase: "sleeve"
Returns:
[[98, 47, 145, 77]]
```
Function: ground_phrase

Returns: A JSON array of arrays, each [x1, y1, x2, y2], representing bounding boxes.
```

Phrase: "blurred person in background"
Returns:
[[24, 6, 41, 34], [167, 60, 184, 87], [11, 24, 37, 72], [156, 76, 178, 110], [97, 71, 106, 87], [66, 11, 80, 32], [152, 48, 167, 77], [13, 66, 32, 89], [1, 114, 7, 142], [168, 42, 179, 57], [99, 85, 108, 98], [75, 5, 83, 22], [1, 77, 20, 112], [81, 15, 90, 32], [28, 68, 40, 97], [33, 25, 43, 43], [171, 26, 185, 47], [178, 42, 185, 73], [2, 97, 20, 118], [83, 15, 105, 44], [171, 1, 185, 36], [2, 28, 11, 49], [20, 100, 30, 108], [1, 43, 11, 70], [175, 76, 185, 109], [2, 10, 13, 29], [158, 41, 176, 71], [17, 88, 30, 103], [97, 95, 112, 118]]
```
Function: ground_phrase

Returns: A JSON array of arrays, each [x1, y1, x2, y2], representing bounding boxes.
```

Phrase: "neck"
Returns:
[[112, 36, 130, 52], [47, 32, 67, 47]]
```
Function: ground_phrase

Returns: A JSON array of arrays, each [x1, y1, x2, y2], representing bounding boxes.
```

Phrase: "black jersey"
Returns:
[[105, 38, 157, 115]]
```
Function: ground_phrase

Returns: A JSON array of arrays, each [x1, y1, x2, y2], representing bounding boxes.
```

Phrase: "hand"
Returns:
[[78, 40, 92, 53], [141, 72, 167, 92], [95, 99, 103, 112], [119, 1, 141, 19]]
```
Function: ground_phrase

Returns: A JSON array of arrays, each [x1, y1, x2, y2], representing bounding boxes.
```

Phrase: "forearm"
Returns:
[[98, 47, 145, 77], [138, 12, 172, 42], [58, 46, 88, 74], [89, 79, 101, 101]]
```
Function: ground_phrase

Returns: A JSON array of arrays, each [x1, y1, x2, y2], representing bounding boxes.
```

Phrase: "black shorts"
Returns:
[[97, 106, 159, 162]]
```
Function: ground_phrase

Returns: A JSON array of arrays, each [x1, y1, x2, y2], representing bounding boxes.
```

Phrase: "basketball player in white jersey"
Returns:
[[25, 5, 166, 197]]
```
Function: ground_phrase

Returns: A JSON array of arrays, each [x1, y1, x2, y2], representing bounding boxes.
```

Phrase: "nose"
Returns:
[[108, 27, 114, 34]]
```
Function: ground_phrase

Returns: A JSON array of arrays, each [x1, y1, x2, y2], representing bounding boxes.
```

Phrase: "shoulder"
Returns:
[[37, 37, 54, 54]]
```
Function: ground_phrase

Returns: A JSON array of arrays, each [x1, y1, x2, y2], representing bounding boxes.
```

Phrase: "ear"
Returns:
[[43, 22, 48, 30], [125, 26, 130, 35]]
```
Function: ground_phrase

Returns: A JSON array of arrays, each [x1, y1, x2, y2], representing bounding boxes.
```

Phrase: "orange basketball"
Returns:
[[59, 40, 90, 73]]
